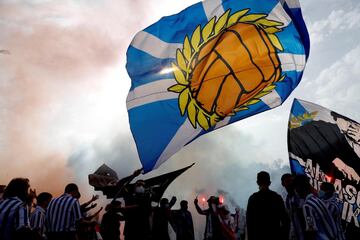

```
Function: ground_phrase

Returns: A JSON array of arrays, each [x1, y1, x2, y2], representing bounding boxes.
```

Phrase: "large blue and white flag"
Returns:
[[126, 0, 310, 172]]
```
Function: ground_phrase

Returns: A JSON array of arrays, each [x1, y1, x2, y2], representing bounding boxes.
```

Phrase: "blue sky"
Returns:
[[1, 1, 360, 235]]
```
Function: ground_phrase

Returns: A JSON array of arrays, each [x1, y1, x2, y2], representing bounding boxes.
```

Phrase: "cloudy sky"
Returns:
[[1, 0, 360, 236]]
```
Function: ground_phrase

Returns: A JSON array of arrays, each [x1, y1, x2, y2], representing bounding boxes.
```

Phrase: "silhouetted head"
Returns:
[[37, 192, 53, 209], [293, 175, 312, 199], [134, 180, 145, 195], [106, 200, 122, 211], [3, 178, 30, 202], [180, 200, 188, 211], [219, 204, 230, 213], [65, 183, 80, 199], [257, 171, 271, 189], [320, 182, 335, 200], [281, 173, 294, 193], [160, 198, 169, 208]]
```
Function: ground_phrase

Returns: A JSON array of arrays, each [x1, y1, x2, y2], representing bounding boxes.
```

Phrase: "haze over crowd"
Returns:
[[1, 0, 360, 237]]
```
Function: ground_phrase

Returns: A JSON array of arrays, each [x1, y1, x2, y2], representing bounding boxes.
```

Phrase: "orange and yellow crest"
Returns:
[[168, 9, 285, 130]]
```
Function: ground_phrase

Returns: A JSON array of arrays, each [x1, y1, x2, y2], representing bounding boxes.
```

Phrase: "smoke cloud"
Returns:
[[0, 0, 162, 195]]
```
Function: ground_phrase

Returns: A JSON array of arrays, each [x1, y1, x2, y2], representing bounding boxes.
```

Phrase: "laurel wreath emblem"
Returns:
[[289, 112, 318, 129], [168, 9, 285, 130]]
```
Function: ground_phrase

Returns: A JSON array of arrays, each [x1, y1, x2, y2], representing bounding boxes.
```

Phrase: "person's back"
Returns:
[[247, 189, 287, 239], [281, 173, 305, 240], [100, 201, 124, 240], [152, 206, 170, 240], [122, 180, 152, 240], [45, 183, 83, 240], [320, 182, 345, 240], [323, 197, 344, 240], [246, 171, 289, 240], [172, 200, 194, 240], [0, 178, 33, 240], [152, 197, 177, 240], [294, 175, 339, 240], [101, 209, 123, 240], [303, 194, 338, 240], [30, 192, 53, 239]]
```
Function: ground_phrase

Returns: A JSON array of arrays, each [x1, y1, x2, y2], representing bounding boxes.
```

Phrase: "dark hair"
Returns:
[[293, 175, 311, 190], [135, 180, 145, 186], [37, 192, 53, 205], [257, 171, 271, 185], [281, 173, 293, 183], [160, 198, 169, 207], [180, 200, 188, 206], [207, 196, 216, 203], [331, 111, 355, 123], [3, 178, 30, 201], [320, 182, 335, 193], [64, 183, 78, 193], [106, 200, 121, 211]]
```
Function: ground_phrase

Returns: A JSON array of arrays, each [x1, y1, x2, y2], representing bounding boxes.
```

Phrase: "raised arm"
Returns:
[[194, 198, 207, 215]]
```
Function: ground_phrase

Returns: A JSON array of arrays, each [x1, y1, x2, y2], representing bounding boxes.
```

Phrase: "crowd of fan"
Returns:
[[0, 170, 349, 240]]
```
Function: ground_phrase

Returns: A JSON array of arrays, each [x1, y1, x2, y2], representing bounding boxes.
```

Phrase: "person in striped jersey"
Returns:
[[0, 178, 34, 240], [45, 183, 84, 240], [293, 175, 339, 240], [281, 173, 305, 240], [30, 192, 53, 239], [319, 182, 345, 240]]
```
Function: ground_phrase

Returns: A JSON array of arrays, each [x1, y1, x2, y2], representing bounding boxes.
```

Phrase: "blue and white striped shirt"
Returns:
[[30, 205, 46, 235], [45, 194, 82, 233], [302, 194, 338, 240], [323, 196, 345, 240], [285, 193, 305, 240], [0, 197, 30, 240]]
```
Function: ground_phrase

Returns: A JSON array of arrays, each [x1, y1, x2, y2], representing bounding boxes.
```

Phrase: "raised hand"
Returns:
[[133, 168, 143, 177], [348, 123, 360, 143]]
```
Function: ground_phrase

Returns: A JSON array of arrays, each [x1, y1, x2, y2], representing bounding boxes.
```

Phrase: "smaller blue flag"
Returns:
[[288, 99, 360, 231]]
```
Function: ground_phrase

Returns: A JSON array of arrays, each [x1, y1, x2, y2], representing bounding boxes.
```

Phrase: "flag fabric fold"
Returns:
[[89, 163, 194, 201], [126, 0, 310, 172]]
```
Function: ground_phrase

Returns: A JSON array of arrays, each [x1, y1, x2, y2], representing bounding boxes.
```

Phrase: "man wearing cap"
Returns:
[[246, 171, 290, 240]]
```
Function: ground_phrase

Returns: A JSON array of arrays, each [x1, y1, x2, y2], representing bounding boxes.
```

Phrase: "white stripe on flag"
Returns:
[[131, 31, 182, 59], [284, 0, 301, 8], [126, 53, 305, 110], [267, 2, 291, 27], [278, 53, 306, 72], [126, 92, 178, 110], [289, 152, 306, 166], [214, 116, 231, 129], [153, 120, 202, 169], [260, 90, 282, 109], [127, 79, 177, 102], [202, 0, 225, 21]]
